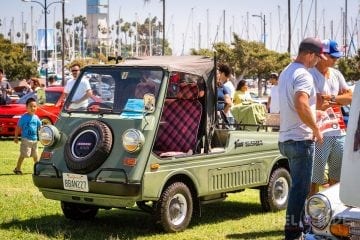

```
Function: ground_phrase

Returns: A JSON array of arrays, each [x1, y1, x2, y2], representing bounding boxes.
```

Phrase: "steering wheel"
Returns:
[[87, 102, 112, 112]]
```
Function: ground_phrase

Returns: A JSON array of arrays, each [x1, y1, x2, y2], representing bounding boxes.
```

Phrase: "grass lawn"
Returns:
[[0, 138, 285, 240]]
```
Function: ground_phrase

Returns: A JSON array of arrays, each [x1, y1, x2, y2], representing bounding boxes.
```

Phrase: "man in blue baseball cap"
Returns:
[[309, 39, 352, 197], [322, 39, 343, 58]]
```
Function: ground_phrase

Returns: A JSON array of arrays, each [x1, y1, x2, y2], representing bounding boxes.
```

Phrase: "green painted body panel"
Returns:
[[142, 130, 282, 199]]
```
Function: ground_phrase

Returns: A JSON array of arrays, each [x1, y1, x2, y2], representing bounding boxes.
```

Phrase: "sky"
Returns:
[[1, 0, 359, 56]]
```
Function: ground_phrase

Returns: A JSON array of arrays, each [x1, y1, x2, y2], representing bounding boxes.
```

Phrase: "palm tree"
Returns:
[[74, 15, 87, 57], [143, 0, 165, 55], [121, 22, 131, 45]]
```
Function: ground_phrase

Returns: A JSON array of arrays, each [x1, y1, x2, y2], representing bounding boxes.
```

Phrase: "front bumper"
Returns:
[[33, 162, 141, 208]]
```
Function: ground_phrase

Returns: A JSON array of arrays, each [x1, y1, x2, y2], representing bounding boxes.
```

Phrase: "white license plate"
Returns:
[[63, 173, 89, 192]]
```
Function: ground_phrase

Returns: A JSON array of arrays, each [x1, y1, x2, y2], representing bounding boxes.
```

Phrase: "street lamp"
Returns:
[[252, 14, 266, 47], [22, 0, 67, 86]]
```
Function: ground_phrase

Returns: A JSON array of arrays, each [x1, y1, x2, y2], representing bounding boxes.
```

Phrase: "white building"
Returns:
[[86, 0, 110, 54]]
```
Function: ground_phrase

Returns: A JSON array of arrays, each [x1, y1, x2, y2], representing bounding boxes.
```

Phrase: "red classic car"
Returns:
[[0, 86, 101, 137], [0, 87, 64, 136]]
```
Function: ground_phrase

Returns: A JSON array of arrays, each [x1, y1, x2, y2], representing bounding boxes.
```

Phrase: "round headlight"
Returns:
[[122, 129, 145, 153], [39, 125, 60, 147], [306, 195, 332, 229]]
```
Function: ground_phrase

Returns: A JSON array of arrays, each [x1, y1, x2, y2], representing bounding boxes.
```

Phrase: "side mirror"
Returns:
[[144, 93, 155, 113]]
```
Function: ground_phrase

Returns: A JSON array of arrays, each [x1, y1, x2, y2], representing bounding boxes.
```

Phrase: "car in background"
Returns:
[[0, 87, 64, 137], [0, 87, 101, 137]]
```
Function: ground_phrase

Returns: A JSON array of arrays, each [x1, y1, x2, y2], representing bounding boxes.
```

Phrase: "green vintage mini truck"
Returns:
[[33, 56, 290, 232]]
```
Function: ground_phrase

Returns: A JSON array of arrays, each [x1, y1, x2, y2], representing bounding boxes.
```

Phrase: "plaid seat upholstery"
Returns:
[[176, 83, 199, 100], [154, 83, 202, 156]]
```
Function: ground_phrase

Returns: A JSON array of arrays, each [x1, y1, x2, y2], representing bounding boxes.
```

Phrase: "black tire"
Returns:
[[61, 201, 98, 220], [155, 182, 193, 233], [260, 167, 291, 212], [64, 120, 113, 174]]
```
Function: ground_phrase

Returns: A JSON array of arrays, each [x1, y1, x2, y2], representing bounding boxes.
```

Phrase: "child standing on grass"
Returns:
[[13, 97, 42, 175]]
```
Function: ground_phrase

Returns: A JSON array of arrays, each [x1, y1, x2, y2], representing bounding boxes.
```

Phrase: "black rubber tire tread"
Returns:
[[64, 120, 113, 174], [155, 182, 193, 233], [260, 167, 291, 212], [61, 201, 98, 220]]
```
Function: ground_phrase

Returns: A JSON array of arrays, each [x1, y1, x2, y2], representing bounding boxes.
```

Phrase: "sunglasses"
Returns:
[[71, 69, 80, 72]]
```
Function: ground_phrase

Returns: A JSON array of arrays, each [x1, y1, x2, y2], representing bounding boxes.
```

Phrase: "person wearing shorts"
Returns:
[[13, 97, 42, 175], [309, 39, 353, 196]]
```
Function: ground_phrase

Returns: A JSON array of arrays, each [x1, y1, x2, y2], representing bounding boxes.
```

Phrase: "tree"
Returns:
[[191, 34, 291, 96], [337, 49, 360, 82], [121, 22, 131, 46], [143, 0, 165, 55], [0, 36, 38, 81], [73, 15, 87, 58]]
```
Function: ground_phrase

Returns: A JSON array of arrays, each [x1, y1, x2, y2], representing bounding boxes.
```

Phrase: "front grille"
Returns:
[[349, 220, 360, 239], [333, 218, 360, 239]]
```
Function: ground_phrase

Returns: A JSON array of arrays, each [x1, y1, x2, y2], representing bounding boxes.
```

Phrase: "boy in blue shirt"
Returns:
[[13, 97, 42, 175]]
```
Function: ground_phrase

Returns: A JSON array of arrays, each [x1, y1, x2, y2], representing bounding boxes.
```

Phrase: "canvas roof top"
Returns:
[[88, 56, 214, 79]]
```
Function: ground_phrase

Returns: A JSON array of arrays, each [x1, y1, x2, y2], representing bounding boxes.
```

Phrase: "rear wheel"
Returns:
[[260, 167, 291, 211], [155, 182, 193, 233], [61, 201, 98, 220]]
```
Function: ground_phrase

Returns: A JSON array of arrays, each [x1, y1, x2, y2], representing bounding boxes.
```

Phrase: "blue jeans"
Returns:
[[279, 140, 315, 240]]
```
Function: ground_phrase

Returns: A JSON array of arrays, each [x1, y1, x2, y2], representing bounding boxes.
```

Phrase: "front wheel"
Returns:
[[155, 182, 193, 233], [61, 201, 98, 220], [260, 167, 291, 212]]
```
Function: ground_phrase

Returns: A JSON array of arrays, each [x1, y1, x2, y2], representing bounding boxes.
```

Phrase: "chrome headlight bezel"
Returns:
[[306, 194, 332, 230], [39, 125, 60, 147], [122, 129, 145, 153]]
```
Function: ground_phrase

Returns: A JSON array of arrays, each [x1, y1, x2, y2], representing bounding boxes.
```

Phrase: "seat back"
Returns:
[[113, 79, 138, 112], [153, 83, 202, 154]]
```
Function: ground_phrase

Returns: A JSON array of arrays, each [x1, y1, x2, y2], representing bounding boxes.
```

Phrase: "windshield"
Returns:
[[64, 67, 163, 114]]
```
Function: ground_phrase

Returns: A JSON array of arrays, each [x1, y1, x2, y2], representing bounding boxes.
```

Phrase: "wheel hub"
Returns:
[[169, 193, 187, 225], [273, 176, 289, 205]]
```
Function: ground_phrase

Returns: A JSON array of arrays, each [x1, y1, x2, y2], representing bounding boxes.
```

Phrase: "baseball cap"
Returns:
[[270, 72, 278, 78], [322, 39, 343, 58], [299, 37, 327, 60]]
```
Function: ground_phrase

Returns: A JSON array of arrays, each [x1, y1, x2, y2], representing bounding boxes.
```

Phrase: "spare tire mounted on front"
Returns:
[[64, 120, 113, 174]]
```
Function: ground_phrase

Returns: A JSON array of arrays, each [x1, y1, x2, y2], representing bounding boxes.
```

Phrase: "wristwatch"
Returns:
[[330, 95, 336, 102]]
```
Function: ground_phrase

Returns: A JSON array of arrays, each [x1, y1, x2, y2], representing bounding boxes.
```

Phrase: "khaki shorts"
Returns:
[[20, 138, 38, 158]]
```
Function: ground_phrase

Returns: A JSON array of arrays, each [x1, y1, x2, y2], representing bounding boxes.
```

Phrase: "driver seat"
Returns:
[[153, 83, 202, 157]]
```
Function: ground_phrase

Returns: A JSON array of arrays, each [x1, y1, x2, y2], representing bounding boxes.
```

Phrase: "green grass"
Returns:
[[0, 138, 285, 239]]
